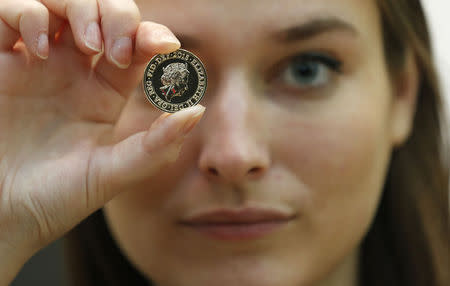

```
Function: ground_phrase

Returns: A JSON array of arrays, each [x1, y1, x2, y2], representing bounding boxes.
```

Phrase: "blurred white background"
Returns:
[[423, 0, 450, 115]]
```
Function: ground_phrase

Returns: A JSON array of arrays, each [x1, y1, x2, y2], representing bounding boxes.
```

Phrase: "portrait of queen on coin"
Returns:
[[143, 49, 207, 113], [160, 62, 190, 102]]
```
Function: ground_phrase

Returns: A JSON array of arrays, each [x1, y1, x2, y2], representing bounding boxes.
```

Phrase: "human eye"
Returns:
[[274, 52, 342, 92]]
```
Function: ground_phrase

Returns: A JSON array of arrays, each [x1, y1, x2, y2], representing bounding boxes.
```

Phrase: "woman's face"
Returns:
[[104, 0, 411, 285]]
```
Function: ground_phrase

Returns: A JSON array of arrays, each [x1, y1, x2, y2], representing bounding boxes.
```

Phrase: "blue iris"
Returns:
[[291, 60, 321, 85], [281, 53, 341, 88]]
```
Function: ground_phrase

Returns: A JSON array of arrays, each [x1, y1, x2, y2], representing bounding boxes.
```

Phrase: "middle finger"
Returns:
[[41, 0, 103, 54], [98, 0, 141, 69]]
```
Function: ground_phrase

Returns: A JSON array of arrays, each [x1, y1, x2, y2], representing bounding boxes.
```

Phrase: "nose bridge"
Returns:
[[211, 67, 249, 133], [198, 67, 270, 182]]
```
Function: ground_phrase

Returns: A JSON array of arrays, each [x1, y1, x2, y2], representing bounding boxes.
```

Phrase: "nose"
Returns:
[[198, 68, 270, 183]]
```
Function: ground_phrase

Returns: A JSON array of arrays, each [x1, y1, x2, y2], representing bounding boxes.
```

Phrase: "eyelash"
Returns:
[[295, 52, 341, 70], [272, 52, 343, 92]]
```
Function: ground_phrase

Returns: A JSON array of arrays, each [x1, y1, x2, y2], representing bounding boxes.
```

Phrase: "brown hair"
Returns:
[[64, 1, 449, 285], [359, 1, 449, 285]]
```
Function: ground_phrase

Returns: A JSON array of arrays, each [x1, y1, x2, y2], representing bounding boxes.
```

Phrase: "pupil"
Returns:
[[294, 62, 318, 80]]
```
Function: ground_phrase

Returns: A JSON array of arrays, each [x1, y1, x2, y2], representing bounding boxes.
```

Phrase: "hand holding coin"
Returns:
[[0, 0, 204, 283]]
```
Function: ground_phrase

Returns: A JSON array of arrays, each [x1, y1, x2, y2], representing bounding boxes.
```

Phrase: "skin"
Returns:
[[0, 0, 418, 285]]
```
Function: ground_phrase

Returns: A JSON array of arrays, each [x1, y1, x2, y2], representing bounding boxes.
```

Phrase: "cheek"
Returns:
[[278, 113, 389, 195], [273, 89, 393, 261]]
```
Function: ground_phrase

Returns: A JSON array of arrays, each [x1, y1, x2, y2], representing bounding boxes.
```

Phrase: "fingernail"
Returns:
[[85, 22, 102, 53], [110, 37, 132, 69], [149, 112, 172, 131], [181, 106, 205, 134], [36, 33, 49, 60]]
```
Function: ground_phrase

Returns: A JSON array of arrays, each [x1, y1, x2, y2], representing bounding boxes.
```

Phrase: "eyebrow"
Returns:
[[175, 17, 358, 49], [274, 17, 359, 42]]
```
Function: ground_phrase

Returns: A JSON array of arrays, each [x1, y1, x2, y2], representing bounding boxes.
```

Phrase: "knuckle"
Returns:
[[19, 3, 49, 30], [105, 1, 141, 24], [85, 149, 107, 210], [41, 0, 68, 16], [66, 0, 95, 16], [21, 1, 48, 19]]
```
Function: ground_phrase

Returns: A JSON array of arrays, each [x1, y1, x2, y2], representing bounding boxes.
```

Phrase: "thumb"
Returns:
[[87, 105, 205, 209]]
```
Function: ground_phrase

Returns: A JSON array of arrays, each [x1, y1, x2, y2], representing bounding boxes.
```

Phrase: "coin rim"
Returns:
[[142, 48, 208, 113]]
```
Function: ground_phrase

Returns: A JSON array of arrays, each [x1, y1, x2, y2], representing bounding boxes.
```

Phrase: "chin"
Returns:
[[138, 256, 324, 286]]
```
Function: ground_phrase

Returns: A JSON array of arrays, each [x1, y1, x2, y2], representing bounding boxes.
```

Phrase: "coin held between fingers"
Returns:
[[142, 49, 207, 113]]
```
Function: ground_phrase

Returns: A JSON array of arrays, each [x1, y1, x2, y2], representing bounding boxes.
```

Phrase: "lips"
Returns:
[[179, 207, 297, 225], [179, 207, 297, 240]]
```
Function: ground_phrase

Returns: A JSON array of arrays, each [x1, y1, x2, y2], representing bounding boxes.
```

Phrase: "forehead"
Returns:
[[136, 0, 379, 35]]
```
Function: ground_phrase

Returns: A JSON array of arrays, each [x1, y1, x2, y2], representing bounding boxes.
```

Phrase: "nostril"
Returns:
[[208, 167, 219, 176], [248, 167, 262, 174]]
